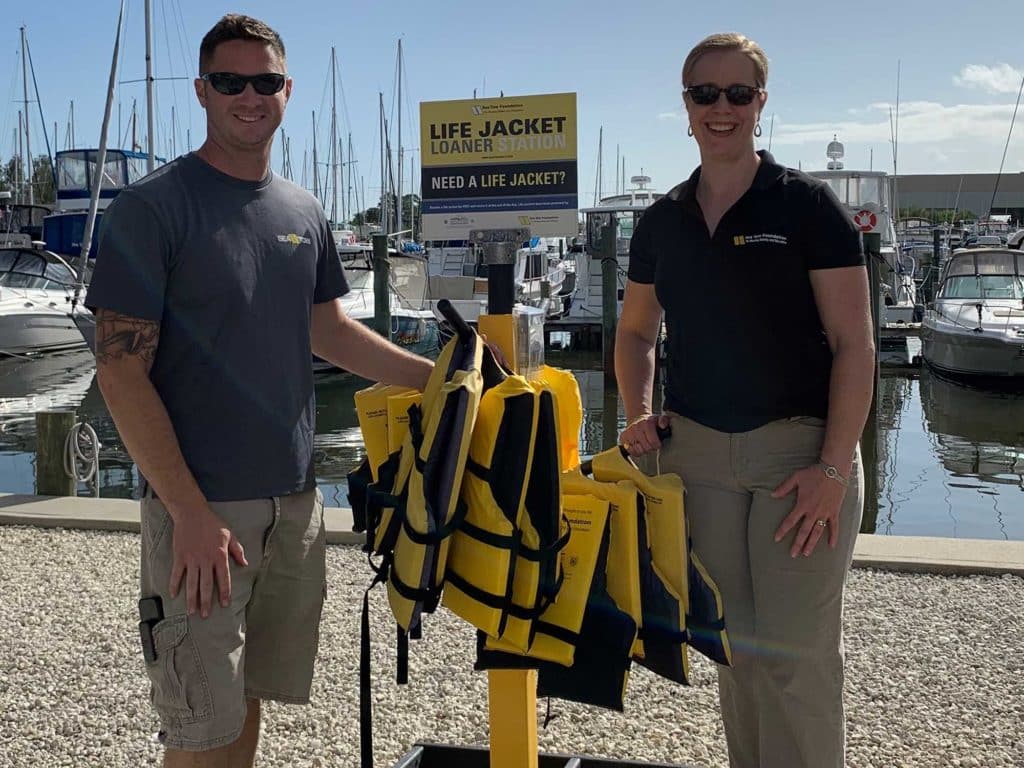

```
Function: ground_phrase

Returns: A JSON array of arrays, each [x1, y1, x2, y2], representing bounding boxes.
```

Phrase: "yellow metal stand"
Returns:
[[488, 669, 539, 768], [478, 312, 538, 768], [477, 314, 517, 371]]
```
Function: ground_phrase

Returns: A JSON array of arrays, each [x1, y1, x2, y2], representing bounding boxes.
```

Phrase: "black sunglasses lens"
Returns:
[[690, 85, 719, 105], [206, 73, 284, 95], [726, 86, 756, 105], [208, 73, 245, 95], [252, 74, 285, 95]]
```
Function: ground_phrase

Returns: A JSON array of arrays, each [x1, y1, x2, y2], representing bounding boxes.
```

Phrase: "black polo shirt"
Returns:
[[628, 150, 865, 433]]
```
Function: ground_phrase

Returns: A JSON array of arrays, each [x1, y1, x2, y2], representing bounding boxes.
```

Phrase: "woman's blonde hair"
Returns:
[[682, 33, 768, 89]]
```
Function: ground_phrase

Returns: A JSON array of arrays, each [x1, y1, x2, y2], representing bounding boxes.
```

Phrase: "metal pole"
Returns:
[[330, 47, 338, 225], [396, 40, 403, 236], [144, 0, 155, 172], [483, 242, 516, 315], [20, 27, 33, 206]]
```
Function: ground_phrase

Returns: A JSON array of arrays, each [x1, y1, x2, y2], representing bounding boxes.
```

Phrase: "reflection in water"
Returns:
[[873, 371, 1024, 539], [0, 351, 1021, 539]]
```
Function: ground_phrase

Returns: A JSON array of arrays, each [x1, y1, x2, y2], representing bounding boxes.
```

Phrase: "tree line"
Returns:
[[0, 155, 56, 205]]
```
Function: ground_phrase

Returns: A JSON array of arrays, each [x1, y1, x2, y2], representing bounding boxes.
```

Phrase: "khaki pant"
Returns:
[[139, 487, 326, 751], [658, 414, 862, 768]]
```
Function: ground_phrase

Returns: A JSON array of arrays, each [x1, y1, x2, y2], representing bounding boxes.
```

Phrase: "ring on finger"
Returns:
[[815, 519, 828, 528]]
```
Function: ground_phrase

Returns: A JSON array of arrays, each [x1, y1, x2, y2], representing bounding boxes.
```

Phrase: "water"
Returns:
[[1, 348, 1021, 540]]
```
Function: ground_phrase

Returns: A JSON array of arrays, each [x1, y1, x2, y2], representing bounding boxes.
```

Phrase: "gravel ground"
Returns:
[[0, 526, 1022, 768]]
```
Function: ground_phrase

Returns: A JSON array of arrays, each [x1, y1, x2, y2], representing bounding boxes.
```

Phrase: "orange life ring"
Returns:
[[853, 210, 877, 232]]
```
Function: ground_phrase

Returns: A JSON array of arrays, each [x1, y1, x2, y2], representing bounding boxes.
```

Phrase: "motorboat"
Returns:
[[425, 236, 572, 323], [558, 175, 663, 325], [921, 247, 1024, 382], [314, 247, 440, 372], [808, 138, 919, 326], [42, 148, 163, 261], [0, 244, 90, 355]]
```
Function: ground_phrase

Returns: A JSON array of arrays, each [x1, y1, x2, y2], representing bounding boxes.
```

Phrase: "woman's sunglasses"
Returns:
[[685, 84, 762, 106], [200, 72, 287, 96]]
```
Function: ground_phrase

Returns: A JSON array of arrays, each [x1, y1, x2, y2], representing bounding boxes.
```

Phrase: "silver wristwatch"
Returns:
[[818, 461, 850, 487]]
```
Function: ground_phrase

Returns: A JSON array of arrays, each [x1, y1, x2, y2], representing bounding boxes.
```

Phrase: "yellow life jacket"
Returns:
[[533, 365, 583, 471], [361, 330, 485, 633], [591, 446, 732, 682], [443, 364, 571, 652], [475, 473, 640, 712]]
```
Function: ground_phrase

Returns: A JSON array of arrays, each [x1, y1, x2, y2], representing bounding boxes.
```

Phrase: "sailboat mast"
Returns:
[[330, 46, 339, 225], [144, 0, 155, 172], [347, 132, 353, 226], [312, 110, 319, 201], [75, 0, 127, 303], [20, 27, 33, 205], [379, 94, 387, 234], [396, 40, 403, 236]]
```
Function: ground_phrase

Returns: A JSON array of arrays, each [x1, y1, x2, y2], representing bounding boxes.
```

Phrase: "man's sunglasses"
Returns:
[[200, 72, 287, 96], [685, 84, 762, 106]]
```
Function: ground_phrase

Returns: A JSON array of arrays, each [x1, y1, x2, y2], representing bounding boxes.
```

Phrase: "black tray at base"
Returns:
[[391, 742, 696, 767]]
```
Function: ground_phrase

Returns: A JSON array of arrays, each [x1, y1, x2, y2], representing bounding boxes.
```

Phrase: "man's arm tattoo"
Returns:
[[95, 310, 160, 366]]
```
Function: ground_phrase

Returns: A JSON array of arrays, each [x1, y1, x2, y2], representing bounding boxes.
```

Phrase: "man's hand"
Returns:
[[168, 507, 248, 618]]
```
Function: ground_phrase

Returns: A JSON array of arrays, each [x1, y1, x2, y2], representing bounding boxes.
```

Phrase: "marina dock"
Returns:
[[2, 492, 1021, 576]]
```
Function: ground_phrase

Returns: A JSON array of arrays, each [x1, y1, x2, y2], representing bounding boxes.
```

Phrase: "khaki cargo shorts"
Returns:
[[138, 487, 326, 751]]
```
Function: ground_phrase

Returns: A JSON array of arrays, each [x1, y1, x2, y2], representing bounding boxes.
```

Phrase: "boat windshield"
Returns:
[[587, 210, 643, 253], [0, 249, 76, 289], [941, 275, 1024, 300], [57, 150, 129, 192], [821, 175, 886, 207]]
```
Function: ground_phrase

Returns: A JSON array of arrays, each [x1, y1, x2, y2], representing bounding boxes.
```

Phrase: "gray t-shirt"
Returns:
[[86, 153, 349, 501]]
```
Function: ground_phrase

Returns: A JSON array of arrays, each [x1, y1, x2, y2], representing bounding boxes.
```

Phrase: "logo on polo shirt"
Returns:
[[277, 233, 312, 245], [733, 233, 788, 246]]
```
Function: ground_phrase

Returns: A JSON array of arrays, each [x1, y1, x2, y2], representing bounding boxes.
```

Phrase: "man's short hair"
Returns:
[[199, 14, 286, 73]]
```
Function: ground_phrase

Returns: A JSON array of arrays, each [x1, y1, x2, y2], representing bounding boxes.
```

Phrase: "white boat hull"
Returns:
[[922, 321, 1024, 379], [0, 310, 88, 355]]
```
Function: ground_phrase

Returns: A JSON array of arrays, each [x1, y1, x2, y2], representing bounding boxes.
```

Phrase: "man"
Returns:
[[87, 14, 432, 767]]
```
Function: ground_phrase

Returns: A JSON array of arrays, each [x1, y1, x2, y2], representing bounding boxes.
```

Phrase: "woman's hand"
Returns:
[[619, 413, 671, 457], [772, 464, 848, 557]]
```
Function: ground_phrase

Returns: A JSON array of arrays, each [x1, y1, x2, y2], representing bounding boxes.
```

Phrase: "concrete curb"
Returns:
[[1, 493, 1022, 577]]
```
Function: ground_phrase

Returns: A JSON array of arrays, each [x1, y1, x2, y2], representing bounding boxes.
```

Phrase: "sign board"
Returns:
[[419, 92, 577, 241]]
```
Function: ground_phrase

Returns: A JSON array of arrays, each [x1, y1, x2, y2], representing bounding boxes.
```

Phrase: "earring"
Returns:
[[687, 125, 693, 137], [754, 122, 762, 138]]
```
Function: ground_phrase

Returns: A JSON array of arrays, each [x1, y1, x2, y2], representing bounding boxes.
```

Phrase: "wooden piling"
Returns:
[[601, 222, 618, 384], [372, 233, 391, 339], [861, 232, 881, 534], [35, 410, 76, 497]]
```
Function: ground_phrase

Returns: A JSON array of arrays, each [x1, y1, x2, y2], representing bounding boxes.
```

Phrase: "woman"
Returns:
[[616, 33, 874, 768]]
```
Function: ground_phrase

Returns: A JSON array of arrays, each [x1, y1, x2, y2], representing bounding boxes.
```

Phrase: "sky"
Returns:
[[4, 0, 1023, 216]]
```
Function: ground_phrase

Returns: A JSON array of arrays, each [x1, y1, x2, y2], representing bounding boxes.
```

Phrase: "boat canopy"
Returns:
[[54, 149, 161, 211], [0, 248, 76, 289]]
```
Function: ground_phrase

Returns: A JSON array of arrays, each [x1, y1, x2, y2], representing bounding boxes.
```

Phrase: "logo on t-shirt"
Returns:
[[733, 233, 788, 247], [277, 233, 312, 245]]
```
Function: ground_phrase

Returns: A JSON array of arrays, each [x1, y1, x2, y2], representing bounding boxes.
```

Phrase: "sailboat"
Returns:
[[0, 27, 89, 355]]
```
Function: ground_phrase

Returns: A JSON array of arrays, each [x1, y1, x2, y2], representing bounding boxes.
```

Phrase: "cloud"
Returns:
[[953, 64, 1024, 94], [771, 101, 1016, 146], [658, 111, 682, 121]]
